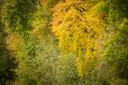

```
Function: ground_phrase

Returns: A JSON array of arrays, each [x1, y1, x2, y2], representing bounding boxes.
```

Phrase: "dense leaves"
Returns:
[[52, 0, 108, 78], [0, 0, 128, 85]]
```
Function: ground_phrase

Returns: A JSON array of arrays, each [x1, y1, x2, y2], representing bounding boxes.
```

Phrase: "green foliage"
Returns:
[[1, 0, 37, 35], [110, 0, 128, 18], [0, 23, 17, 85], [104, 18, 128, 83], [0, 0, 128, 85], [11, 0, 61, 85], [55, 53, 81, 85]]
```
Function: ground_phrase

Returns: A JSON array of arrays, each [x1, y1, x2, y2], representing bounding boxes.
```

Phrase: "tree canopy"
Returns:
[[0, 0, 128, 85]]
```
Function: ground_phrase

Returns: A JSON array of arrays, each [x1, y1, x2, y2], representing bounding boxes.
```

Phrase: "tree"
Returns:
[[52, 0, 108, 78], [0, 16, 17, 85]]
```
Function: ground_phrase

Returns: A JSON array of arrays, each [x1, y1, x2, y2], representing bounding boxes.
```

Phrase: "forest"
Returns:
[[0, 0, 128, 85]]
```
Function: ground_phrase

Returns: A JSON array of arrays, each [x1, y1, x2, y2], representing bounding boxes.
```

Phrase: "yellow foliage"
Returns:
[[52, 1, 108, 78], [6, 32, 22, 55]]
